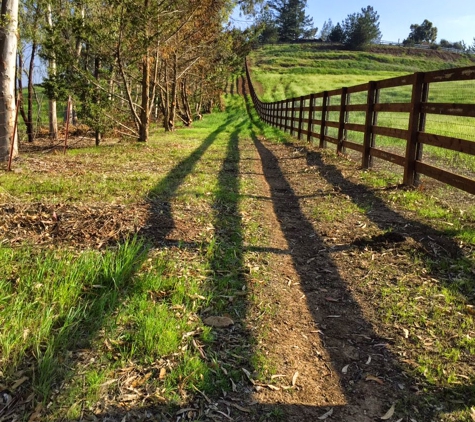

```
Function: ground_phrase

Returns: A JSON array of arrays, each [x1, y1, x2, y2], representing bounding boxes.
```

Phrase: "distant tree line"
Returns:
[[253, 3, 475, 54], [255, 3, 381, 50]]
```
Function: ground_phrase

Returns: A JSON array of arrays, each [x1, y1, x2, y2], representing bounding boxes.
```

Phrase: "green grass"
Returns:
[[2, 84, 475, 420], [0, 93, 289, 420]]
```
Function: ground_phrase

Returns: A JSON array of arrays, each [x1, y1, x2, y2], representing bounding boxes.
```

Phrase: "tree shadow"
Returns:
[[62, 117, 264, 421], [11, 95, 472, 421], [3, 115, 251, 420]]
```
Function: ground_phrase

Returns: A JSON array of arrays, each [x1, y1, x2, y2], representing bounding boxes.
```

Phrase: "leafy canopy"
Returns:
[[341, 5, 381, 50], [403, 19, 437, 45]]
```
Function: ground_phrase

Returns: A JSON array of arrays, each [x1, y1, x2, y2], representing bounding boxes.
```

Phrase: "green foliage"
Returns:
[[328, 22, 345, 43], [267, 0, 317, 41], [403, 19, 438, 46], [341, 5, 381, 50], [439, 39, 465, 51], [319, 19, 333, 42]]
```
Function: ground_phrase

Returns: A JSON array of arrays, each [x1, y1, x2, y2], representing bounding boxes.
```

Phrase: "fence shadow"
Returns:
[[18, 95, 472, 421], [52, 113, 267, 421], [254, 135, 474, 419]]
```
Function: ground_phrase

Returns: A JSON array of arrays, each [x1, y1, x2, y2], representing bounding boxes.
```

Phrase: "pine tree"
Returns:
[[268, 0, 316, 42], [342, 6, 381, 50]]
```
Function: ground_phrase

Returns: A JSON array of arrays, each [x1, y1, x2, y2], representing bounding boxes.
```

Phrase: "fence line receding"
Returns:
[[245, 60, 475, 195]]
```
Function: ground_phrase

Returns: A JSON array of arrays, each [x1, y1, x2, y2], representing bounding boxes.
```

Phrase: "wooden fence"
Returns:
[[245, 61, 475, 195]]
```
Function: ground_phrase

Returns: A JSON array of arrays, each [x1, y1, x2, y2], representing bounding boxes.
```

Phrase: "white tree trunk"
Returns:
[[47, 3, 58, 140], [0, 0, 19, 162]]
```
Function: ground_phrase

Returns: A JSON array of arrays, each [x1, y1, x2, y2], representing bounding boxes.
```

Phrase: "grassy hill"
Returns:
[[248, 43, 475, 102]]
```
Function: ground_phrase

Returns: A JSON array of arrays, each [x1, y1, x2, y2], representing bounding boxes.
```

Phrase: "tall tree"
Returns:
[[341, 5, 381, 50], [0, 0, 19, 162], [268, 0, 316, 42], [319, 19, 333, 41], [18, 0, 42, 143], [21, 0, 259, 145], [403, 19, 437, 45], [328, 22, 345, 43]]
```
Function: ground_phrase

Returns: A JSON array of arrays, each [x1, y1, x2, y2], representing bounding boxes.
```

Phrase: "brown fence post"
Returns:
[[290, 98, 296, 136], [297, 96, 305, 140], [63, 96, 71, 154], [404, 72, 425, 186], [319, 91, 329, 148], [362, 81, 377, 168], [337, 87, 348, 155], [280, 101, 284, 130], [286, 99, 291, 134], [414, 80, 429, 184], [307, 93, 315, 143]]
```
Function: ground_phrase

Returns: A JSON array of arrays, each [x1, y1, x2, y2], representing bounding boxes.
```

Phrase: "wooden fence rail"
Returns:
[[245, 61, 475, 195]]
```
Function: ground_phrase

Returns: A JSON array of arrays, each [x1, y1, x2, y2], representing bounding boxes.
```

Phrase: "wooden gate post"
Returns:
[[291, 98, 296, 136], [307, 93, 315, 143], [362, 81, 377, 169], [297, 96, 305, 140], [319, 91, 329, 148], [404, 72, 425, 186], [337, 87, 348, 155]]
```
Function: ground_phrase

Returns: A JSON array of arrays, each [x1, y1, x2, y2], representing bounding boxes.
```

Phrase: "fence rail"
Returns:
[[245, 61, 475, 194]]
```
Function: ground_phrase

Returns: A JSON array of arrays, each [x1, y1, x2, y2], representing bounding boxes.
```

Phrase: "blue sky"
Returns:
[[231, 0, 475, 45]]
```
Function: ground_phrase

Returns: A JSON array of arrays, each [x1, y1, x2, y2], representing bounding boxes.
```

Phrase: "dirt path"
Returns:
[[225, 134, 404, 421]]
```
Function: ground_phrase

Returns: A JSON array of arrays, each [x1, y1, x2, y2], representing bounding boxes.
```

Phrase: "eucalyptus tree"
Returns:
[[18, 0, 42, 142], [403, 19, 437, 46], [0, 0, 19, 162], [157, 0, 236, 131], [27, 0, 263, 144]]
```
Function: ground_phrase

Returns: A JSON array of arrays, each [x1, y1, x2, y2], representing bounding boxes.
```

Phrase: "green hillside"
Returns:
[[248, 43, 475, 102]]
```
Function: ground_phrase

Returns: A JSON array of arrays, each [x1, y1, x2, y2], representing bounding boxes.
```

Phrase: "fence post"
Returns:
[[404, 72, 425, 186], [319, 91, 329, 148], [307, 93, 315, 143], [286, 99, 291, 134], [297, 96, 305, 140], [291, 98, 296, 136], [337, 87, 348, 155], [414, 81, 429, 184], [362, 81, 377, 168], [279, 100, 287, 131], [7, 95, 20, 171]]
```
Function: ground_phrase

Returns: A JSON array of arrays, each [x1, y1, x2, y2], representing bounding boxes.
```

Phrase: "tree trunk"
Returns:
[[47, 3, 58, 140], [168, 53, 178, 131], [27, 41, 37, 142], [17, 50, 29, 138], [138, 55, 149, 142], [0, 0, 19, 162], [94, 57, 102, 146], [17, 43, 37, 143], [180, 79, 193, 126]]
